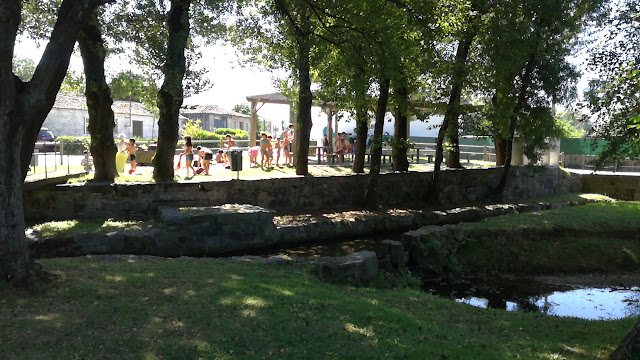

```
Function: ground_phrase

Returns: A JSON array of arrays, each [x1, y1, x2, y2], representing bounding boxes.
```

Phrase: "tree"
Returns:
[[110, 71, 160, 117], [79, 10, 118, 182], [473, 0, 603, 194], [1, 0, 111, 287], [153, 0, 192, 181], [585, 0, 639, 168], [233, 103, 251, 115]]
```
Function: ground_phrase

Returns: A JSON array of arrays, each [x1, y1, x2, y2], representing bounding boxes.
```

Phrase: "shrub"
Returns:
[[182, 120, 249, 140], [57, 136, 90, 154]]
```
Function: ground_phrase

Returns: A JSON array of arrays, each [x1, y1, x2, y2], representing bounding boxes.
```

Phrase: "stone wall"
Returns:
[[23, 166, 581, 222], [582, 174, 640, 201]]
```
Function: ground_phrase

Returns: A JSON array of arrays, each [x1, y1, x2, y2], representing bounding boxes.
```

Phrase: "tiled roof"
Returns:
[[111, 101, 152, 116], [53, 94, 152, 116], [180, 104, 251, 118]]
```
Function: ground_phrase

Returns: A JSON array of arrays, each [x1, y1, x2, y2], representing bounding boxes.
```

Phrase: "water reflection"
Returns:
[[439, 281, 640, 320]]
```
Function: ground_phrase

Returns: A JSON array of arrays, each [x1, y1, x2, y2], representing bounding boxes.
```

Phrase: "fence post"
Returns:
[[59, 140, 64, 165], [483, 146, 487, 161]]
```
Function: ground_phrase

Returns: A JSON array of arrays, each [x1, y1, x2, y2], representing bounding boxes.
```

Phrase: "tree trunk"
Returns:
[[494, 135, 507, 166], [1, 0, 107, 287], [445, 125, 462, 168], [295, 33, 312, 176], [494, 54, 537, 194], [79, 11, 117, 183], [610, 318, 640, 360], [392, 80, 409, 172], [153, 0, 191, 181], [364, 77, 390, 209], [429, 29, 475, 202], [352, 69, 369, 174]]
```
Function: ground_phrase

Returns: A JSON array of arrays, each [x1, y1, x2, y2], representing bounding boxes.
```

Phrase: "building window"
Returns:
[[84, 117, 90, 134], [133, 120, 143, 138], [214, 119, 227, 128]]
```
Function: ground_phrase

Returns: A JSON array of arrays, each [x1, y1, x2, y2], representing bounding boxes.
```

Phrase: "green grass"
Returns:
[[463, 201, 640, 234], [446, 201, 640, 275], [0, 258, 634, 359], [31, 219, 147, 237]]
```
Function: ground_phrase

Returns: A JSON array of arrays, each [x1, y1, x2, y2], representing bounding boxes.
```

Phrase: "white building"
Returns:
[[42, 94, 157, 139]]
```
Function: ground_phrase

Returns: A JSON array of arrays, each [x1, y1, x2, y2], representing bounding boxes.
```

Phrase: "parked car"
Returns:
[[35, 127, 56, 152]]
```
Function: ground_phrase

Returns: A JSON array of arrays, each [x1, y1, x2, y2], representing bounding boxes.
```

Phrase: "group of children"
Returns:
[[171, 125, 296, 177], [178, 135, 232, 177], [248, 125, 294, 169]]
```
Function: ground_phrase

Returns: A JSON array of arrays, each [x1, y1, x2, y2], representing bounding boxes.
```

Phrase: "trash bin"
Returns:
[[116, 153, 128, 173], [229, 149, 242, 171]]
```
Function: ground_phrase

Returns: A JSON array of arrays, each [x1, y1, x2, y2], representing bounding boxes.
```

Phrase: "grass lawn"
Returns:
[[0, 258, 634, 359], [443, 201, 640, 276]]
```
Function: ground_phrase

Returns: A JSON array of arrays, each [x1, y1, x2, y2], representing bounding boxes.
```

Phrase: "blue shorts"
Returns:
[[186, 154, 194, 162]]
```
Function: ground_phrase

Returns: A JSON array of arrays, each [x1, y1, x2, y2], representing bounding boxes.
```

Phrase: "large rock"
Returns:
[[316, 250, 378, 281]]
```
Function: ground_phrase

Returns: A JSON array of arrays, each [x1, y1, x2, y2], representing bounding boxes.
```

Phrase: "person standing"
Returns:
[[286, 124, 295, 166], [183, 135, 195, 177], [117, 134, 127, 153], [322, 134, 329, 161], [259, 133, 271, 169], [126, 138, 137, 175], [275, 136, 283, 166], [224, 134, 237, 169]]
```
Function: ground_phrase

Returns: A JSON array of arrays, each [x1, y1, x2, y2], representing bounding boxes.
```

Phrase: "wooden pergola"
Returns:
[[246, 92, 339, 155]]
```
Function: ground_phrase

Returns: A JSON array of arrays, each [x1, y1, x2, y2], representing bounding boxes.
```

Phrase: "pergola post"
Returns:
[[290, 104, 297, 165], [327, 108, 334, 152], [250, 101, 258, 147]]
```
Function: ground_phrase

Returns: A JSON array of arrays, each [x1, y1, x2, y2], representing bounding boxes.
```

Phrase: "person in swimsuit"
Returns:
[[126, 138, 137, 175], [282, 132, 291, 167], [196, 146, 213, 175], [224, 134, 237, 168], [275, 137, 282, 166], [259, 133, 271, 168], [183, 135, 195, 177]]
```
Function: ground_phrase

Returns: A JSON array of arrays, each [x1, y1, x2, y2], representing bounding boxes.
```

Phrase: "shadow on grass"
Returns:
[[0, 259, 631, 359]]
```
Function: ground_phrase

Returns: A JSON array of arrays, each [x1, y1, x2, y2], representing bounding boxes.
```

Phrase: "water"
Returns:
[[243, 237, 640, 321], [427, 277, 640, 320]]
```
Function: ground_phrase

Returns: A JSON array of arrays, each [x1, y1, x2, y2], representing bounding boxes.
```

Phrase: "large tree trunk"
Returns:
[[153, 0, 191, 181], [494, 135, 508, 165], [295, 33, 312, 176], [392, 80, 410, 172], [352, 68, 369, 174], [79, 11, 117, 183], [429, 29, 475, 202], [364, 77, 390, 209], [445, 124, 462, 168], [1, 0, 108, 287], [494, 53, 537, 195], [610, 318, 640, 360]]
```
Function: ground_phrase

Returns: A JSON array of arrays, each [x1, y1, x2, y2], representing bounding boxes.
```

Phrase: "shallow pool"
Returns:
[[428, 277, 640, 320]]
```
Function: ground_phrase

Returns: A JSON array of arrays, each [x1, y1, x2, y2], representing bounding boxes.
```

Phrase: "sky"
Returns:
[[14, 39, 335, 139], [14, 32, 595, 141]]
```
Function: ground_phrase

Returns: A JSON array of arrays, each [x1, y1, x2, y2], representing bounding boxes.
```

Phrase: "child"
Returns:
[[216, 150, 226, 164], [197, 146, 213, 175], [322, 134, 329, 160], [249, 146, 260, 167], [259, 133, 271, 168], [183, 135, 195, 177], [282, 132, 291, 167], [275, 137, 282, 166], [267, 135, 274, 167], [126, 138, 137, 175]]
